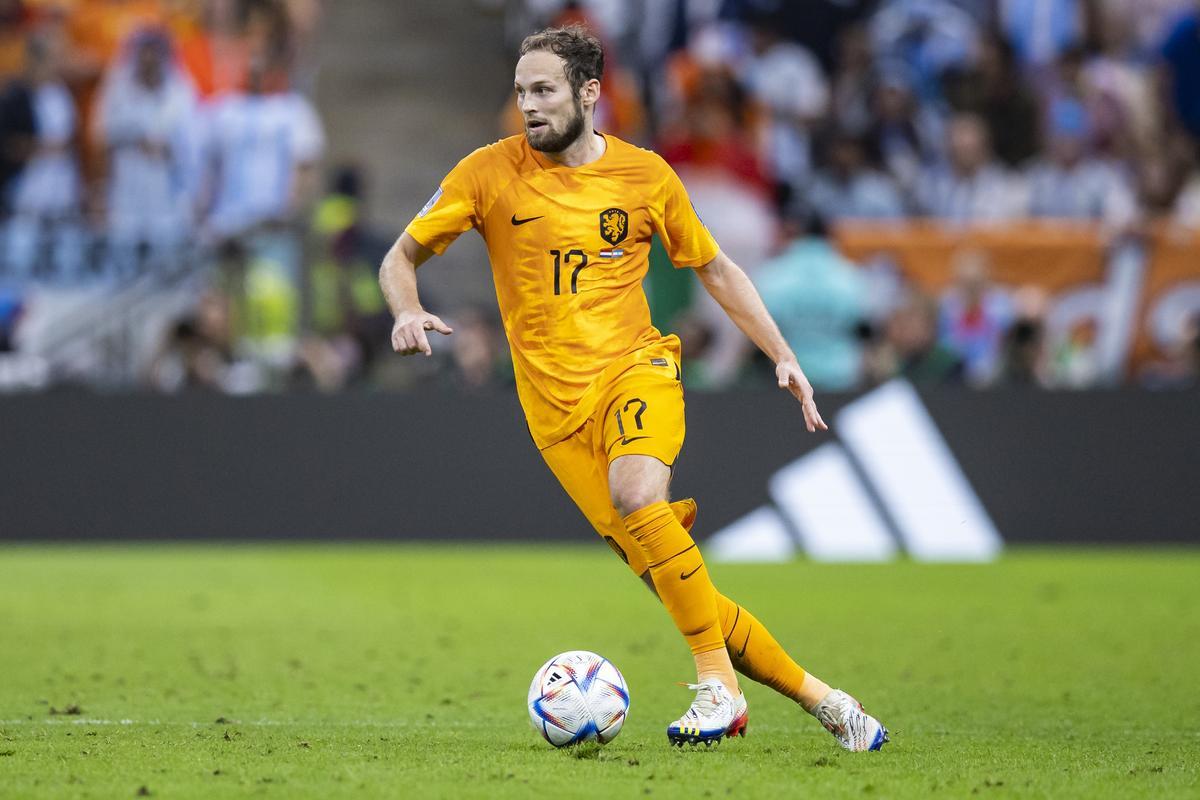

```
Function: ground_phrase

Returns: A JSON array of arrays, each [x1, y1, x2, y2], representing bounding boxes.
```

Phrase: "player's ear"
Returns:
[[579, 78, 601, 110]]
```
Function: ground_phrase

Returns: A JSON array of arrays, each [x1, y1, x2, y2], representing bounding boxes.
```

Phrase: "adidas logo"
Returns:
[[706, 380, 1003, 563]]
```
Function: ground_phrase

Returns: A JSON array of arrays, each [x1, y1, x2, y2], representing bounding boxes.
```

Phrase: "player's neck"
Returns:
[[543, 130, 607, 168]]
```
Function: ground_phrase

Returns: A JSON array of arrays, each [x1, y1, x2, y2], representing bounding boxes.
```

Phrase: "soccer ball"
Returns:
[[527, 650, 630, 747]]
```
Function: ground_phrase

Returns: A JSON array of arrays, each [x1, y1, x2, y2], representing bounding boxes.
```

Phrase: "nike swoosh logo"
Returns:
[[511, 214, 543, 226], [737, 625, 752, 658], [606, 435, 649, 453], [680, 564, 703, 581]]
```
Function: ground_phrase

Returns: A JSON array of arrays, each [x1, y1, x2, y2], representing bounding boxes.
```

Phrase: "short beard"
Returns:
[[526, 98, 587, 154]]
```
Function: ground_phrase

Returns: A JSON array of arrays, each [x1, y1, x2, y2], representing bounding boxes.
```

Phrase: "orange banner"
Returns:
[[834, 221, 1200, 377]]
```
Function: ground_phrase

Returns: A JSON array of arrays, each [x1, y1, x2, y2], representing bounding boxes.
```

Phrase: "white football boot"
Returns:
[[812, 689, 889, 752], [667, 681, 749, 747]]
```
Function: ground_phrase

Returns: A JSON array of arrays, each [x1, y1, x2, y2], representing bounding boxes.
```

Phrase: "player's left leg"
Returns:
[[665, 499, 820, 706], [665, 500, 888, 751], [541, 442, 821, 713]]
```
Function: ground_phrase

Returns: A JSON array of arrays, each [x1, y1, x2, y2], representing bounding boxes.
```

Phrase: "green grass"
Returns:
[[0, 545, 1197, 799]]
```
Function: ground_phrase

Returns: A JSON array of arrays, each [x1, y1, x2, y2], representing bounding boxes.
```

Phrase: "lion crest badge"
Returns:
[[599, 207, 628, 246]]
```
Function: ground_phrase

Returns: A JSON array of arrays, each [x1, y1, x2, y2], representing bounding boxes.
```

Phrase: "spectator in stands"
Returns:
[[660, 62, 776, 389], [60, 0, 167, 186], [869, 0, 981, 101], [726, 0, 875, 72], [829, 23, 875, 137], [4, 27, 80, 222], [1026, 97, 1139, 230], [998, 285, 1050, 386], [864, 288, 964, 385], [146, 287, 252, 393], [168, 0, 248, 99], [806, 130, 906, 221], [96, 27, 200, 274], [1160, 0, 1200, 144], [742, 10, 829, 198], [657, 63, 770, 193], [938, 249, 1013, 386], [1081, 6, 1162, 161], [1047, 319, 1103, 388], [942, 31, 1041, 167], [305, 165, 392, 387], [756, 213, 869, 391], [1035, 46, 1100, 142], [0, 40, 36, 214], [865, 73, 943, 204], [916, 112, 1028, 223], [200, 55, 324, 241]]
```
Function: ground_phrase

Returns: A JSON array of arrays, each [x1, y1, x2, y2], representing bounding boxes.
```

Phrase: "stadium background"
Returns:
[[0, 1, 1198, 798], [1, 0, 1197, 543]]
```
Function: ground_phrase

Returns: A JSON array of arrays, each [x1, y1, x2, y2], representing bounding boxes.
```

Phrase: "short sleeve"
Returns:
[[653, 161, 720, 269], [404, 151, 483, 256]]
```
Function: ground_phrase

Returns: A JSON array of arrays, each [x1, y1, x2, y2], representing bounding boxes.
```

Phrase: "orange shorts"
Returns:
[[539, 354, 685, 577]]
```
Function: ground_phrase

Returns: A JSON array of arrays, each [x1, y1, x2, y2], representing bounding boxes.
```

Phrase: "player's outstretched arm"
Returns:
[[694, 250, 828, 433], [379, 233, 453, 356]]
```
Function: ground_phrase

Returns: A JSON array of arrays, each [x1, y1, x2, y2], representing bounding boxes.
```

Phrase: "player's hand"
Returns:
[[776, 360, 828, 433], [391, 310, 453, 356]]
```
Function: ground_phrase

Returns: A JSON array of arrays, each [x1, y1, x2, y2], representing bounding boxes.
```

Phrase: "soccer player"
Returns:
[[380, 25, 888, 751]]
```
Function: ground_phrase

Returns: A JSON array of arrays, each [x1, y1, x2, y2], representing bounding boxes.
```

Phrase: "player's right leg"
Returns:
[[538, 420, 651, 576], [539, 413, 747, 747], [607, 454, 748, 747]]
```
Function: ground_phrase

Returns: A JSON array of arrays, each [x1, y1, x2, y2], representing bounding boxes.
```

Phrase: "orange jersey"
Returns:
[[405, 133, 719, 449]]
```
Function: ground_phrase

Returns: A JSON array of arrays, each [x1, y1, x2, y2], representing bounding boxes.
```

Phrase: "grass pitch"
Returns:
[[0, 545, 1197, 799]]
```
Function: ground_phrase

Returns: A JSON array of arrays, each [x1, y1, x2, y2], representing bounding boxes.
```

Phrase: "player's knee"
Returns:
[[609, 454, 672, 517], [610, 484, 664, 518]]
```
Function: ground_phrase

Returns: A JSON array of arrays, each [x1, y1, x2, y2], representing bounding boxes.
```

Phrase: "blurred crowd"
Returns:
[[0, 0, 324, 235], [0, 0, 343, 391], [485, 0, 1200, 392], [2, 0, 1199, 394]]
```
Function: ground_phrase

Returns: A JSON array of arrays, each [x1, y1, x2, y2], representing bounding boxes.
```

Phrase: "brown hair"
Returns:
[[518, 25, 604, 98]]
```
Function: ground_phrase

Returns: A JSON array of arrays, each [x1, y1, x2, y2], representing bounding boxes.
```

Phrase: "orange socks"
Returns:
[[623, 501, 725, 656], [667, 498, 809, 702], [715, 593, 808, 702], [623, 498, 811, 702]]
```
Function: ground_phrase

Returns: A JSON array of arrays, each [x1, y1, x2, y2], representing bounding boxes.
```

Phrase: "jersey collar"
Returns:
[[527, 130, 611, 171]]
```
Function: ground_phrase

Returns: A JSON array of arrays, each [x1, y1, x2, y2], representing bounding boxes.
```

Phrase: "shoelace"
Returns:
[[814, 693, 852, 736], [682, 682, 726, 720]]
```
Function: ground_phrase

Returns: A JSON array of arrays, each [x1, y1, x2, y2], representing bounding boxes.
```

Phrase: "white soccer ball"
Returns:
[[527, 650, 630, 747]]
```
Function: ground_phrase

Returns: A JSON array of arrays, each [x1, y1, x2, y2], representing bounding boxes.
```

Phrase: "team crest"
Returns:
[[600, 207, 628, 246]]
